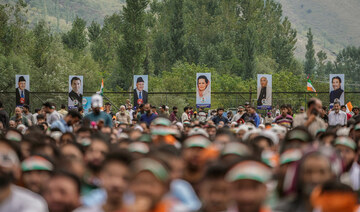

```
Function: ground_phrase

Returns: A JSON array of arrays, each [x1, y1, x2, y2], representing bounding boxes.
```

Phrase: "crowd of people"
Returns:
[[0, 94, 360, 212]]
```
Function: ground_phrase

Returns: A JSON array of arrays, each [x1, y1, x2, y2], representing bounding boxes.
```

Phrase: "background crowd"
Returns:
[[0, 95, 360, 212]]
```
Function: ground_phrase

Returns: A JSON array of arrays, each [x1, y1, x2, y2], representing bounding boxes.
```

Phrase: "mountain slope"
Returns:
[[278, 0, 360, 60]]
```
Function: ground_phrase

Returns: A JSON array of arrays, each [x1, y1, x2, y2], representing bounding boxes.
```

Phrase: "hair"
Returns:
[[307, 98, 318, 108], [0, 136, 22, 160], [77, 106, 83, 112], [341, 105, 346, 109], [172, 106, 177, 110], [334, 102, 341, 106], [101, 150, 133, 171], [42, 102, 53, 109], [197, 75, 209, 84], [67, 110, 82, 119], [71, 77, 81, 84], [61, 104, 66, 109], [51, 170, 82, 194], [105, 102, 111, 106], [217, 107, 224, 112], [280, 105, 287, 109], [184, 106, 189, 112], [36, 114, 45, 120], [202, 162, 228, 181], [22, 104, 29, 110], [332, 76, 342, 84]]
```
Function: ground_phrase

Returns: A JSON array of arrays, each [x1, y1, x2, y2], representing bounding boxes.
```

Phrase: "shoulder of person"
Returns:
[[12, 185, 48, 210]]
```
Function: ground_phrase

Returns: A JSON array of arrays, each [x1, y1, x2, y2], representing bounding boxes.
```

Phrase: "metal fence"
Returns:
[[1, 91, 360, 116]]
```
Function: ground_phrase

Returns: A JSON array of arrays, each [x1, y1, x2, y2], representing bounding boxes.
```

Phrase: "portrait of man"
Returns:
[[15, 75, 30, 106], [330, 75, 344, 105], [133, 75, 148, 108], [68, 76, 83, 109], [257, 75, 272, 108], [196, 73, 211, 108]]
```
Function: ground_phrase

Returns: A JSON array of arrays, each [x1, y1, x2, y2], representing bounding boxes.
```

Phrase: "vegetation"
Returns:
[[1, 0, 360, 110]]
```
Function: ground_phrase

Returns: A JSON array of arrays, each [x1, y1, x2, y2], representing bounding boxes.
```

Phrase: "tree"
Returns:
[[118, 0, 149, 89], [169, 0, 185, 64], [304, 28, 316, 76], [32, 20, 52, 68], [62, 16, 88, 50], [316, 50, 327, 77], [88, 20, 101, 42]]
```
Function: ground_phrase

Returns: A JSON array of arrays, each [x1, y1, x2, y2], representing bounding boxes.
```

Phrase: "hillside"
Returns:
[[278, 0, 360, 61], [0, 0, 125, 31]]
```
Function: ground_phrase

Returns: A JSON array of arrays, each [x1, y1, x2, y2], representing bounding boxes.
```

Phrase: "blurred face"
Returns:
[[15, 107, 22, 117], [333, 103, 340, 112], [239, 108, 244, 113], [230, 179, 267, 212], [144, 104, 151, 114], [120, 107, 125, 112], [85, 140, 109, 172], [9, 120, 16, 128], [44, 176, 80, 212], [0, 142, 20, 188], [281, 107, 288, 116], [183, 147, 203, 170], [136, 82, 144, 91], [199, 178, 230, 212], [18, 81, 26, 90], [260, 77, 267, 88], [71, 80, 81, 93], [198, 78, 208, 92], [332, 78, 341, 90], [335, 145, 356, 169], [341, 107, 347, 112], [207, 127, 217, 141], [130, 171, 167, 209], [354, 109, 359, 115], [300, 155, 333, 196], [23, 170, 51, 194], [218, 110, 224, 116], [100, 161, 130, 202]]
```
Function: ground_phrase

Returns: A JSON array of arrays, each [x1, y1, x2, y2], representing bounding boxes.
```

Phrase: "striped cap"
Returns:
[[21, 156, 53, 172], [280, 149, 303, 165], [128, 142, 149, 154], [133, 158, 169, 182], [225, 160, 272, 183], [334, 137, 356, 150], [184, 136, 211, 149]]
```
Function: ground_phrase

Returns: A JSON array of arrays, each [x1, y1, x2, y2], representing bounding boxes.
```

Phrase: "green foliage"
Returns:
[[305, 28, 316, 76], [62, 16, 87, 50], [88, 20, 101, 42]]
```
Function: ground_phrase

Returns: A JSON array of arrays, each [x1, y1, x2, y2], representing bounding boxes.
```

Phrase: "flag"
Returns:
[[346, 102, 353, 113], [307, 78, 316, 92], [96, 79, 104, 96]]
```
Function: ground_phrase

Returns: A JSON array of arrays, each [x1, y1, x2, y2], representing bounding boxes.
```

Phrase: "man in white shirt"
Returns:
[[231, 106, 245, 122], [43, 102, 61, 126], [182, 106, 190, 123], [328, 102, 347, 126]]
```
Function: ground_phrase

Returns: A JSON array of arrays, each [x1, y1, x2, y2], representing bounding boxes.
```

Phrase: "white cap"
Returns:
[[91, 94, 103, 108]]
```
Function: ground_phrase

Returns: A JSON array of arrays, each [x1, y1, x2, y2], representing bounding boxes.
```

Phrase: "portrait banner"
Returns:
[[133, 75, 148, 108], [329, 74, 345, 107], [196, 73, 211, 108], [82, 96, 92, 115], [15, 75, 30, 106], [257, 74, 272, 110], [68, 75, 83, 109]]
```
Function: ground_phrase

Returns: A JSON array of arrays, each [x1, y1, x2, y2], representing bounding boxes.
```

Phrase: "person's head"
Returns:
[[60, 104, 66, 110], [214, 128, 235, 147], [84, 133, 110, 173], [217, 108, 224, 116], [183, 136, 211, 171], [70, 77, 81, 93], [353, 107, 359, 115], [297, 151, 334, 197], [43, 102, 55, 113], [307, 98, 323, 115], [144, 103, 151, 114], [172, 106, 178, 114], [21, 155, 53, 194], [197, 75, 209, 92], [260, 76, 268, 88], [332, 76, 341, 90], [225, 160, 271, 212], [104, 102, 111, 111], [100, 151, 132, 203], [199, 162, 230, 212], [207, 125, 217, 141], [184, 106, 189, 113], [280, 105, 288, 116], [333, 137, 357, 170], [341, 105, 347, 112], [22, 104, 30, 113], [60, 143, 85, 178], [15, 107, 22, 117], [64, 110, 82, 127], [0, 138, 21, 189], [333, 102, 341, 113], [281, 127, 313, 153], [130, 158, 170, 210], [91, 94, 103, 114], [120, 105, 126, 112], [238, 106, 244, 113], [136, 77, 145, 91], [37, 114, 45, 123], [9, 120, 16, 128], [43, 171, 81, 212], [18, 76, 26, 90], [160, 105, 166, 112], [248, 106, 256, 114], [299, 106, 305, 113]]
